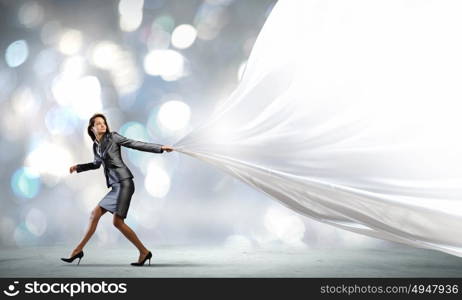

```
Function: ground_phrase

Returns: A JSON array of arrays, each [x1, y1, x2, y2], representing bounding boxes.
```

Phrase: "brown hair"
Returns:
[[87, 113, 110, 142]]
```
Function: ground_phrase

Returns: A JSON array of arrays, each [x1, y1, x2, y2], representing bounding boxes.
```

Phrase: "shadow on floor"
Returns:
[[61, 263, 210, 267]]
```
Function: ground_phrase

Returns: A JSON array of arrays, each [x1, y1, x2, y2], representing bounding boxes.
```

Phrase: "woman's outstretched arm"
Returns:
[[70, 146, 103, 173], [112, 131, 165, 153], [75, 159, 102, 172]]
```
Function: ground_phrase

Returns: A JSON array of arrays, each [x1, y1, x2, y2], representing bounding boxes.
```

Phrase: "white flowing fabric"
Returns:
[[172, 0, 462, 257]]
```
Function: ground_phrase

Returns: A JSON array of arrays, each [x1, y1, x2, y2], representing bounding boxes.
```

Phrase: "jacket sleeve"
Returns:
[[112, 132, 164, 153], [76, 146, 103, 173]]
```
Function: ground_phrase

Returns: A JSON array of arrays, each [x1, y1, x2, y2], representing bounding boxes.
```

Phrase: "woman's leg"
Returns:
[[70, 206, 107, 257], [113, 214, 150, 262]]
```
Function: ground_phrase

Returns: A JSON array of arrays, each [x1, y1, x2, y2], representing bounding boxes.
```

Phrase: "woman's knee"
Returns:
[[90, 206, 105, 221], [112, 215, 124, 228]]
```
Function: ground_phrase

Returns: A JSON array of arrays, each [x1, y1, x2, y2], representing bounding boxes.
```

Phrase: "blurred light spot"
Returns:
[[119, 121, 152, 165], [33, 48, 59, 76], [71, 76, 102, 119], [237, 60, 247, 81], [51, 75, 72, 106], [40, 21, 62, 45], [119, 0, 144, 32], [11, 87, 41, 116], [109, 52, 141, 95], [143, 49, 184, 81], [58, 29, 83, 55], [119, 12, 143, 32], [52, 75, 103, 119], [25, 208, 47, 236], [25, 141, 74, 178], [11, 167, 41, 199], [45, 106, 79, 135], [91, 41, 120, 69], [91, 41, 141, 95], [18, 2, 44, 28], [144, 162, 170, 197], [119, 0, 144, 16], [5, 40, 29, 68], [171, 24, 197, 49], [60, 56, 85, 79], [264, 205, 306, 245], [158, 100, 191, 131], [120, 122, 149, 140]]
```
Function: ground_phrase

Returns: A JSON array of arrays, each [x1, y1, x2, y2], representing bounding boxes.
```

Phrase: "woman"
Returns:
[[61, 113, 174, 266]]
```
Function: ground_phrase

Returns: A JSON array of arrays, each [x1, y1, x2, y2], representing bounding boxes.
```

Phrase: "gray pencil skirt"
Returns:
[[98, 178, 135, 219]]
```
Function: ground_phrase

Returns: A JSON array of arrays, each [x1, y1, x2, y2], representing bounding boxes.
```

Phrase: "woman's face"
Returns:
[[92, 117, 107, 135]]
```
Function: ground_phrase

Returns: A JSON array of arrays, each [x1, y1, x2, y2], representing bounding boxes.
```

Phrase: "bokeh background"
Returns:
[[0, 0, 393, 252]]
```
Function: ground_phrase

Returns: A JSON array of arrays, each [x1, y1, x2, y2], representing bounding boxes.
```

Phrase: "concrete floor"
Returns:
[[1, 244, 462, 278]]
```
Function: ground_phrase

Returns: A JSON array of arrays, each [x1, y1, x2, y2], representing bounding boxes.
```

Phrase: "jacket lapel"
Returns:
[[99, 132, 111, 158]]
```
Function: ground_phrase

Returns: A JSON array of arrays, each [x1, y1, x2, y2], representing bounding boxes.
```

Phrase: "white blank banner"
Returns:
[[173, 0, 462, 257]]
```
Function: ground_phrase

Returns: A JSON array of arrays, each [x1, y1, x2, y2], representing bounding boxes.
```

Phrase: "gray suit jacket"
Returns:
[[76, 131, 164, 187]]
